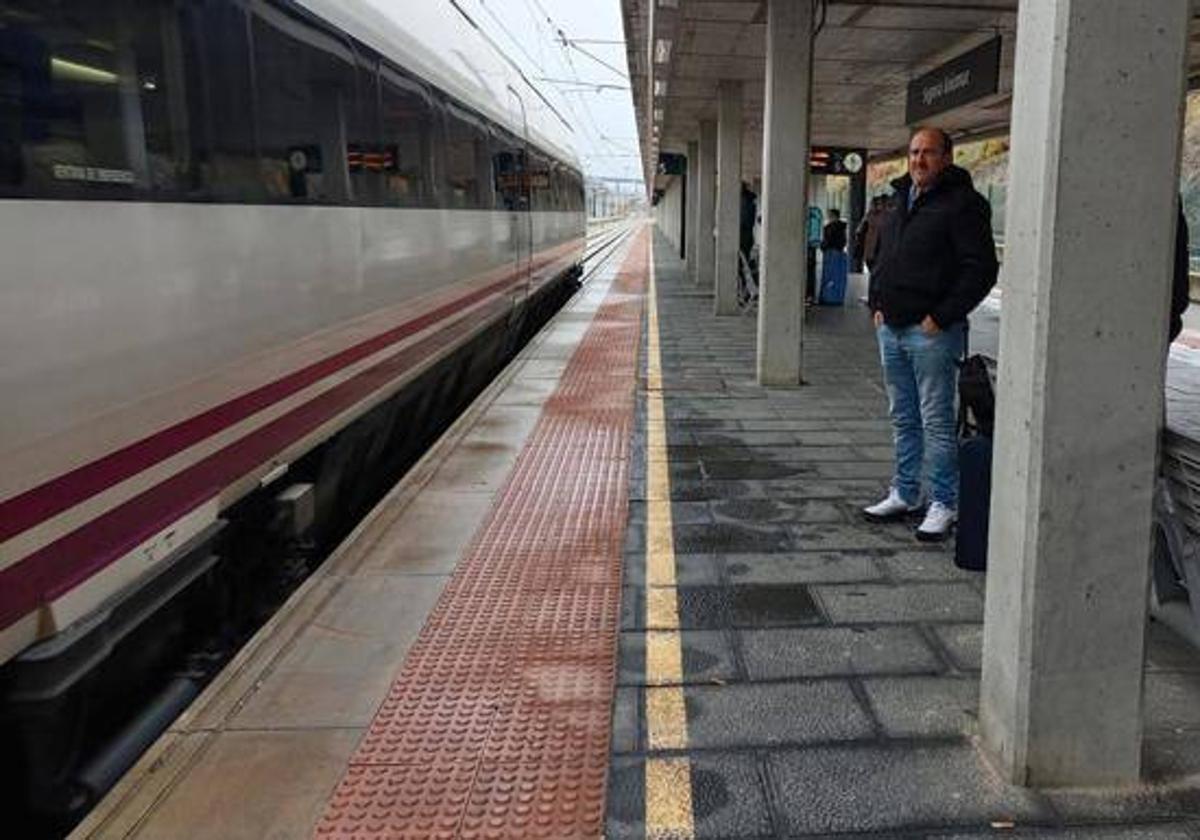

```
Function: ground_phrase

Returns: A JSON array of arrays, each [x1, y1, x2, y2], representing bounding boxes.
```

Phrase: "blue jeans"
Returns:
[[876, 322, 964, 507]]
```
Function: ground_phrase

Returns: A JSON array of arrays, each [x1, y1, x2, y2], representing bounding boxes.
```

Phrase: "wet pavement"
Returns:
[[606, 232, 1200, 839]]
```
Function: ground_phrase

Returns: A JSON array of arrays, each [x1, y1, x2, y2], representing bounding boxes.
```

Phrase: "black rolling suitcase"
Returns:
[[954, 329, 994, 572], [955, 436, 992, 571]]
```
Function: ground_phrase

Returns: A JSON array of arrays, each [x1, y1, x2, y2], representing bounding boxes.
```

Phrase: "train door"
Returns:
[[506, 87, 533, 303]]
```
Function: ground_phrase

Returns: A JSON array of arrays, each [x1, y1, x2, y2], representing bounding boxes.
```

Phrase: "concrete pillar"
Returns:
[[756, 0, 812, 386], [980, 0, 1189, 787], [686, 140, 700, 283], [696, 120, 718, 289], [714, 81, 743, 315]]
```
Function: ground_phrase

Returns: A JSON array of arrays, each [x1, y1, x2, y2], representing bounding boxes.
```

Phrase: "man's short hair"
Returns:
[[828, 208, 840, 218], [911, 127, 953, 157]]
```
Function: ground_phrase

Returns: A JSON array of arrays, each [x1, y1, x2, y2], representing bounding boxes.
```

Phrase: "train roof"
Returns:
[[299, 0, 582, 172]]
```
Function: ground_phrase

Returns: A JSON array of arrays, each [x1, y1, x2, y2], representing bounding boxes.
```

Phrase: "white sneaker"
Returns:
[[916, 502, 957, 542], [863, 488, 922, 522]]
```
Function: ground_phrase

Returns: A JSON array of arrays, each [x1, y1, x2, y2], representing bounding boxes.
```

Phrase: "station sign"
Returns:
[[347, 145, 397, 173], [905, 36, 1001, 124], [810, 147, 866, 177]]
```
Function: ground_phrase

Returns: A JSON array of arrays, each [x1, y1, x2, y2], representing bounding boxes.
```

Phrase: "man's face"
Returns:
[[908, 130, 951, 190]]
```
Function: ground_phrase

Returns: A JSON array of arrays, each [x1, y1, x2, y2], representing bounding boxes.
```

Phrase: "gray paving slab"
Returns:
[[861, 676, 981, 739], [768, 743, 1052, 835], [814, 583, 985, 624], [622, 551, 720, 587], [879, 550, 981, 583], [1045, 782, 1200, 826], [811, 461, 896, 480], [740, 626, 942, 681], [1146, 621, 1200, 672], [618, 629, 739, 687], [1144, 733, 1200, 781], [699, 459, 815, 481], [608, 753, 778, 839], [790, 523, 927, 551], [683, 681, 874, 748], [754, 445, 869, 463], [669, 479, 765, 501], [627, 499, 718, 526], [930, 825, 1200, 839], [611, 687, 639, 754], [691, 430, 799, 447], [932, 623, 985, 672], [709, 498, 848, 526], [747, 477, 889, 501], [672, 522, 794, 554], [729, 584, 824, 627], [722, 551, 885, 585], [1143, 671, 1200, 733]]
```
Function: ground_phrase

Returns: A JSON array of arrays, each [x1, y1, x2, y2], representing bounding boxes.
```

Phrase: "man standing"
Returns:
[[863, 128, 998, 541]]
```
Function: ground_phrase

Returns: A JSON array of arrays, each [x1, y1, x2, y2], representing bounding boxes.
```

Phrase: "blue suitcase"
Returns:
[[954, 436, 992, 571], [819, 251, 848, 305]]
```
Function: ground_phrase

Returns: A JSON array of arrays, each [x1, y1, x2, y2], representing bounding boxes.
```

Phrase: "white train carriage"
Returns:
[[0, 0, 586, 824]]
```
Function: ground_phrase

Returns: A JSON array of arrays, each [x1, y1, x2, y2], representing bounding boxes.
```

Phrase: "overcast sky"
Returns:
[[464, 0, 643, 190]]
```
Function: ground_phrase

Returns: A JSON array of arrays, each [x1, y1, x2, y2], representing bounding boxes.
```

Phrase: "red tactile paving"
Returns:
[[314, 230, 647, 839]]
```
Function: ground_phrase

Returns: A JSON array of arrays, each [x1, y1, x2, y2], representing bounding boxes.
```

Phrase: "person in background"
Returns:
[[859, 195, 889, 274], [821, 208, 847, 255], [817, 208, 849, 304], [740, 182, 757, 272], [863, 127, 998, 541], [806, 205, 823, 303]]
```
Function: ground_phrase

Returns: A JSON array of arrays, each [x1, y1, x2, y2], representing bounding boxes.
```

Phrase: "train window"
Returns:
[[443, 99, 490, 210], [492, 129, 524, 211], [0, 0, 189, 198], [252, 2, 356, 204], [177, 1, 260, 202], [380, 63, 432, 208], [527, 150, 552, 212], [348, 44, 384, 207]]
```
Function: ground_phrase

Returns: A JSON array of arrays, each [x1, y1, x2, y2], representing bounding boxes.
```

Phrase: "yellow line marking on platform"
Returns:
[[646, 757, 696, 840], [645, 629, 683, 687], [643, 239, 695, 838]]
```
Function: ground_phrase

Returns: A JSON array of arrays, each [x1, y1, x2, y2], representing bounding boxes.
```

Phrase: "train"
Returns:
[[0, 0, 587, 827]]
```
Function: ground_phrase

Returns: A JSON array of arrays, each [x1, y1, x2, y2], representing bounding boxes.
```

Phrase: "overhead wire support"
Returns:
[[537, 77, 630, 92], [562, 39, 629, 81]]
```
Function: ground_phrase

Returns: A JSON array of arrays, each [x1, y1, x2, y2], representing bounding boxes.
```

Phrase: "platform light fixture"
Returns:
[[654, 79, 667, 97], [653, 108, 664, 124], [654, 38, 672, 64], [658, 0, 679, 7]]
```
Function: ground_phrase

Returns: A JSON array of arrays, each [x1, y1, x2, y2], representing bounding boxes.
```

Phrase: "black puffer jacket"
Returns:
[[869, 166, 999, 328]]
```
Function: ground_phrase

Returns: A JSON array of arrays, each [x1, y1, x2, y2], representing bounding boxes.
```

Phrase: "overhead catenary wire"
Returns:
[[508, 0, 640, 184], [447, 0, 573, 133]]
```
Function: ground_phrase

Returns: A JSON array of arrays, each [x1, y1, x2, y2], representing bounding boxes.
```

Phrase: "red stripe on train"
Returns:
[[0, 298, 507, 633], [0, 245, 571, 543]]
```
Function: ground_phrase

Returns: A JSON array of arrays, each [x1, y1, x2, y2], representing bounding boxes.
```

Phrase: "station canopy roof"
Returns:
[[622, 0, 1200, 189]]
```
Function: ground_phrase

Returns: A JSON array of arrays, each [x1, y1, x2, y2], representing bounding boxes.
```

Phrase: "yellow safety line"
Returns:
[[643, 236, 695, 839]]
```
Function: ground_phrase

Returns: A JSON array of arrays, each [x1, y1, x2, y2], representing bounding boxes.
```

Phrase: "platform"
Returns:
[[74, 226, 1200, 839]]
